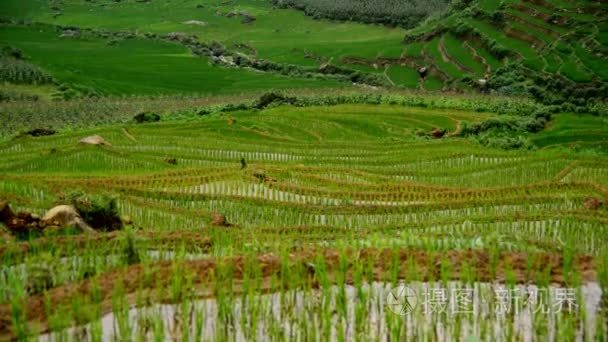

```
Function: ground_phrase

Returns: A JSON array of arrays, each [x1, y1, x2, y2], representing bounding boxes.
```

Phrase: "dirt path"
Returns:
[[383, 65, 396, 86], [122, 128, 137, 142]]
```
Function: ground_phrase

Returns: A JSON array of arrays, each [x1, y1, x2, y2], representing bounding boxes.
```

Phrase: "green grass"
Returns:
[[463, 19, 540, 67], [398, 0, 607, 92], [0, 0, 406, 68], [0, 1, 607, 339], [443, 34, 485, 76], [386, 65, 420, 88], [423, 76, 444, 90], [426, 37, 464, 80], [467, 40, 503, 71], [531, 113, 608, 153], [558, 53, 594, 83], [573, 43, 608, 81], [508, 21, 555, 46], [505, 8, 568, 35], [403, 42, 425, 59], [0, 83, 57, 100], [543, 53, 562, 73], [1, 0, 605, 96], [0, 24, 342, 95]]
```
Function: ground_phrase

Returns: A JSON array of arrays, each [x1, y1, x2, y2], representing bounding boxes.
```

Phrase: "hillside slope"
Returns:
[[0, 0, 606, 104]]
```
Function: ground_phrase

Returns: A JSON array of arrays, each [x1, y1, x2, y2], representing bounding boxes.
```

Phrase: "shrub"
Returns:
[[476, 132, 534, 150], [133, 111, 161, 123], [0, 46, 23, 59], [26, 128, 56, 137], [255, 92, 297, 109], [61, 191, 123, 231], [271, 0, 450, 28]]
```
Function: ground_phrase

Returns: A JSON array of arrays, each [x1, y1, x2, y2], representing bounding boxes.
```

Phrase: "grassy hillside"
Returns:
[[0, 3, 607, 340], [0, 0, 413, 94], [401, 0, 608, 103], [1, 0, 605, 99], [0, 24, 344, 96]]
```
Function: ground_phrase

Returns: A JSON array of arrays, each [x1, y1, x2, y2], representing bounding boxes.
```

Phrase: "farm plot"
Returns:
[[0, 25, 342, 96], [1, 103, 607, 340], [0, 0, 416, 92]]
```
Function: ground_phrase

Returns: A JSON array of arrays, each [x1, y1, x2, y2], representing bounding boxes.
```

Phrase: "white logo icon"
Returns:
[[386, 285, 418, 315]]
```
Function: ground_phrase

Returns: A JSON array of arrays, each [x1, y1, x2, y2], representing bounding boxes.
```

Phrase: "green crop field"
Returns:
[[0, 24, 343, 96], [0, 0, 607, 340]]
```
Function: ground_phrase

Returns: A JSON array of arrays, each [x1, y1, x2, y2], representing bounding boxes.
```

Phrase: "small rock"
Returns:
[[183, 20, 207, 26], [79, 135, 111, 146], [42, 205, 96, 233]]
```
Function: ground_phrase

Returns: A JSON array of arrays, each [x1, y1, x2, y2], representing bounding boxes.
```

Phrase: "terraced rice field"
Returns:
[[2, 0, 606, 98], [1, 103, 607, 340]]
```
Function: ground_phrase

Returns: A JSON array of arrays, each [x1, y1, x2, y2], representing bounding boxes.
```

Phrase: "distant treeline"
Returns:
[[271, 0, 450, 28]]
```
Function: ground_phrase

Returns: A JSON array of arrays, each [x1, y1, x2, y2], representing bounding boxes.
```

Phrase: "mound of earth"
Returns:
[[79, 135, 111, 146], [0, 201, 126, 238], [42, 205, 96, 233], [211, 212, 231, 227]]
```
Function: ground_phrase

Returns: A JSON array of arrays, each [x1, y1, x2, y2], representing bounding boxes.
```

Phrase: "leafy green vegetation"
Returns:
[[272, 0, 450, 28], [0, 0, 606, 98], [0, 0, 607, 340], [1, 99, 607, 339], [0, 24, 342, 96]]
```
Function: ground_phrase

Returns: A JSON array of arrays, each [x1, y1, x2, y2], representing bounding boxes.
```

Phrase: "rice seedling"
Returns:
[[0, 94, 606, 340]]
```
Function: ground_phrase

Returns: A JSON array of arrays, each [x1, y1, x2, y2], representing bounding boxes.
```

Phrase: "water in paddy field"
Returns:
[[39, 281, 602, 341]]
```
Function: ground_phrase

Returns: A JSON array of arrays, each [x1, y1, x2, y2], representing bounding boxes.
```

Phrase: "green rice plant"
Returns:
[[7, 272, 28, 340]]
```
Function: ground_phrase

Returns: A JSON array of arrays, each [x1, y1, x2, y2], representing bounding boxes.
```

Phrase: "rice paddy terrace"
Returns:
[[400, 0, 608, 88], [1, 101, 608, 340], [0, 0, 606, 97], [0, 0, 607, 339]]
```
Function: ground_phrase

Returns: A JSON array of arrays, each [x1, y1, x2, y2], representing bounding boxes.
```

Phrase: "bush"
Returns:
[[476, 132, 534, 150], [133, 111, 161, 123], [0, 46, 23, 59], [61, 191, 123, 231], [271, 0, 450, 28], [256, 92, 296, 109], [26, 128, 56, 137]]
